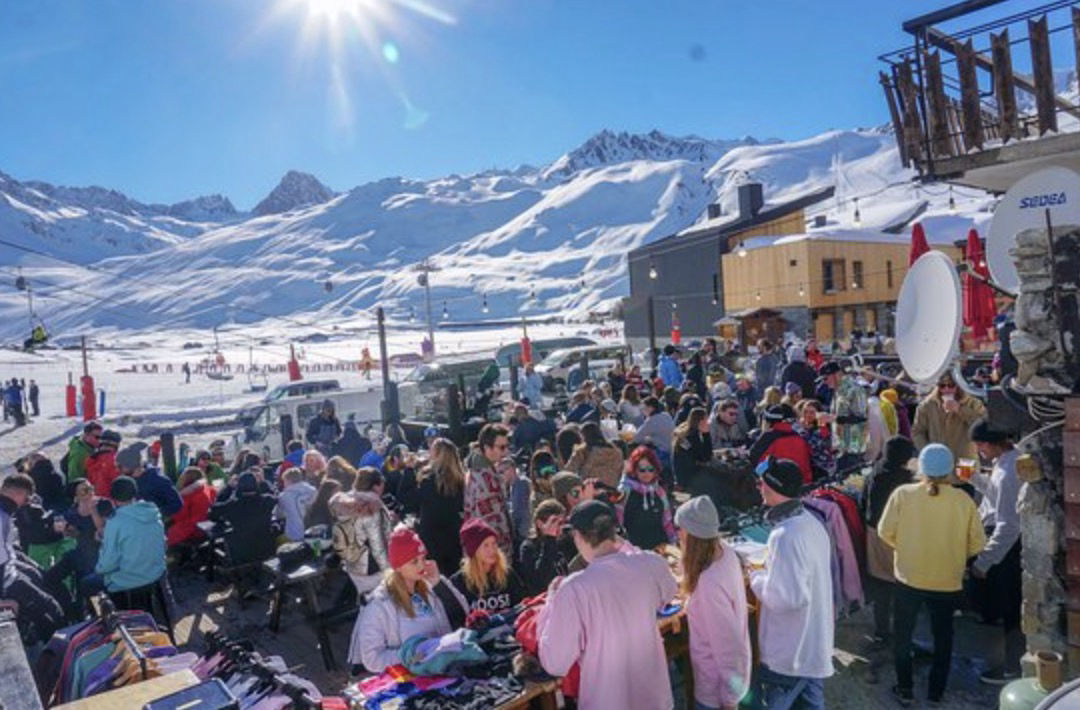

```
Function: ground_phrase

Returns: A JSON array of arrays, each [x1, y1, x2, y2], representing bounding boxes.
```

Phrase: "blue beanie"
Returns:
[[918, 444, 954, 478]]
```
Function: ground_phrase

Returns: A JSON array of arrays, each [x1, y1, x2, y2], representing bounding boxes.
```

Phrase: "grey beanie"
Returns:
[[115, 443, 145, 472], [675, 495, 720, 540]]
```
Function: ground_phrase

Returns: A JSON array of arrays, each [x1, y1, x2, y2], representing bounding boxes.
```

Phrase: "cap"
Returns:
[[918, 444, 954, 478], [755, 457, 803, 498], [423, 426, 439, 438], [568, 500, 617, 533], [100, 430, 122, 445], [763, 404, 796, 423], [387, 527, 427, 570], [674, 496, 720, 540], [460, 518, 498, 558], [110, 475, 138, 502], [818, 362, 841, 377]]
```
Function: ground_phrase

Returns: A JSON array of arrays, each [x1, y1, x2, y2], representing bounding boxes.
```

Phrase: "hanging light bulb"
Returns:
[[648, 259, 658, 280], [671, 301, 678, 310], [441, 301, 449, 320], [530, 287, 537, 301], [408, 305, 415, 323], [755, 291, 762, 302], [853, 197, 862, 227], [737, 241, 748, 258], [482, 294, 489, 314], [580, 277, 586, 289], [711, 295, 718, 306], [798, 284, 805, 298], [948, 184, 956, 214]]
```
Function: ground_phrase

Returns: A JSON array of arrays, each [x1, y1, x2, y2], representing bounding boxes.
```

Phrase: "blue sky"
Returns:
[[0, 0, 975, 208]]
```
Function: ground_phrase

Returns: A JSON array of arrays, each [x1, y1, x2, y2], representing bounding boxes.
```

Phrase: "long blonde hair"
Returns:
[[385, 569, 431, 618], [460, 547, 509, 597], [421, 438, 466, 497], [681, 533, 721, 596], [673, 407, 708, 447]]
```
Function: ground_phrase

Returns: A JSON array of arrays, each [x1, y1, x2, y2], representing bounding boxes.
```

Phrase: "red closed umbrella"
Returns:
[[909, 222, 930, 266], [962, 228, 996, 341]]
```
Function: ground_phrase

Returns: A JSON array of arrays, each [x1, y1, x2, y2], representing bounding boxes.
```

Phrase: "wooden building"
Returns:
[[623, 183, 834, 351], [721, 231, 961, 344]]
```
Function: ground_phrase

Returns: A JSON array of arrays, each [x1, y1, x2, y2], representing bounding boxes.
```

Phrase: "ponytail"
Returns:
[[919, 474, 940, 496]]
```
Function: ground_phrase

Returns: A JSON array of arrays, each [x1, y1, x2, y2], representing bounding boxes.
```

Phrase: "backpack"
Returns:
[[59, 452, 69, 476]]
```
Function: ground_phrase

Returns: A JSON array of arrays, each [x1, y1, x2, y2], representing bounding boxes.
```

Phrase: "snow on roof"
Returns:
[[735, 228, 960, 252]]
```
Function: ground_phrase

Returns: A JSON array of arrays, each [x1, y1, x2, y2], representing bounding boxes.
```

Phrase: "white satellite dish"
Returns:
[[895, 250, 962, 384], [988, 165, 1080, 294]]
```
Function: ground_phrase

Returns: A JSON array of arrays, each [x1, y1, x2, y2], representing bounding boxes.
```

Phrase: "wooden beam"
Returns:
[[1029, 15, 1057, 135], [925, 27, 1080, 121], [896, 60, 925, 164], [879, 71, 909, 166], [924, 50, 953, 156], [991, 29, 1019, 142], [956, 38, 984, 150]]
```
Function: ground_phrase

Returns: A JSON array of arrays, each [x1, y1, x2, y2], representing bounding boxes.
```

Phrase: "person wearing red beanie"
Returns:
[[348, 526, 468, 673], [450, 518, 526, 615]]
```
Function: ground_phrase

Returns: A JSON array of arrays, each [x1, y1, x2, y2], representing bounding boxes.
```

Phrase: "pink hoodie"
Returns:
[[537, 548, 677, 710], [686, 544, 752, 708]]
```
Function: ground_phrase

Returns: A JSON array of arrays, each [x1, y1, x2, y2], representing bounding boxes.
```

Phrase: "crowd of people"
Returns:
[[0, 332, 1027, 709]]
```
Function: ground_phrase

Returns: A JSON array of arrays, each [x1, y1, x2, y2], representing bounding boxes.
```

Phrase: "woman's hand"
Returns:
[[421, 559, 441, 586]]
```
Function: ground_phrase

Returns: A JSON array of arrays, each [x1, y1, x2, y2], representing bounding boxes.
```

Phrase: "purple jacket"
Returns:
[[803, 497, 863, 611]]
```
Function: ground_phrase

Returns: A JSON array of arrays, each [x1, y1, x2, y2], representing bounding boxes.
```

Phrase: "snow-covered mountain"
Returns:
[[0, 127, 995, 340], [252, 171, 336, 216]]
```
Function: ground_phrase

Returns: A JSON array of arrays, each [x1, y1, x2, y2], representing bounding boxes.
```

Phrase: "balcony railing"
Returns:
[[879, 0, 1080, 181]]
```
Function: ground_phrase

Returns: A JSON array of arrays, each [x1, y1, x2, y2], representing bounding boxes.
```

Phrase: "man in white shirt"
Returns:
[[749, 457, 834, 709], [969, 420, 1023, 685]]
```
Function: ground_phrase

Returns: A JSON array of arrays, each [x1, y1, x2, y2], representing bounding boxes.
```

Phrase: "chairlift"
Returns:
[[17, 272, 49, 351]]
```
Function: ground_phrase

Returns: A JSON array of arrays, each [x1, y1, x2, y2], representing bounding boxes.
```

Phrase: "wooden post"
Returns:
[[879, 71, 908, 166], [376, 307, 397, 426], [447, 384, 463, 446], [991, 29, 1019, 141], [509, 357, 519, 402], [1029, 15, 1057, 136], [956, 39, 983, 151], [923, 50, 952, 158], [896, 60, 925, 166], [81, 335, 89, 378]]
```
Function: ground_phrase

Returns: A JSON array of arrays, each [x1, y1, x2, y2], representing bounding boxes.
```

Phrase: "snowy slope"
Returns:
[[0, 127, 995, 341]]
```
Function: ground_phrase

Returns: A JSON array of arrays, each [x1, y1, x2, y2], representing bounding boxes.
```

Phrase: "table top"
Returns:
[[54, 670, 199, 710]]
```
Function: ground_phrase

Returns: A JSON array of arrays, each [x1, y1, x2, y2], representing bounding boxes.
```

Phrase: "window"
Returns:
[[822, 259, 846, 294], [852, 260, 864, 289], [886, 260, 894, 288]]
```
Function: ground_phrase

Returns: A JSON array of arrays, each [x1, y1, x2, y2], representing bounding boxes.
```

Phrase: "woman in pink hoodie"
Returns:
[[675, 496, 751, 710]]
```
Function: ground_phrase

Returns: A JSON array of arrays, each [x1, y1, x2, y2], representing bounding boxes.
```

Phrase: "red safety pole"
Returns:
[[65, 372, 77, 417], [287, 343, 302, 381]]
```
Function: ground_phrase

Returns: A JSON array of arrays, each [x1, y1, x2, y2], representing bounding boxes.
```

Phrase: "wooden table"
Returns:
[[53, 670, 199, 710], [494, 679, 560, 710], [262, 556, 340, 671]]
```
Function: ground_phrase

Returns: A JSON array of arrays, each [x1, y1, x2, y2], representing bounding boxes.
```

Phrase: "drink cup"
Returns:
[[956, 458, 976, 481]]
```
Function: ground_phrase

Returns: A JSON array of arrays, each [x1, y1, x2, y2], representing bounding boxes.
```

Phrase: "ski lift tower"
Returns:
[[413, 259, 439, 359]]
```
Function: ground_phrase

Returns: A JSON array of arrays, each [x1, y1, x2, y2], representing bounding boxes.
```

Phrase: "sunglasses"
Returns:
[[568, 487, 582, 498], [938, 382, 957, 389], [637, 464, 657, 473], [537, 465, 558, 478]]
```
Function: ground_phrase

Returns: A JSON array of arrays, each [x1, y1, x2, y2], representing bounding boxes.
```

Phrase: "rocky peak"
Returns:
[[252, 170, 335, 216], [165, 194, 238, 221]]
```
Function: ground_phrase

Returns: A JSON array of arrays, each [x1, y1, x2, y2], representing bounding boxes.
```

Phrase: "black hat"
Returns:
[[236, 471, 258, 494], [110, 475, 138, 502], [763, 404, 796, 423], [568, 500, 617, 533], [818, 361, 841, 377], [99, 429, 122, 444], [755, 457, 803, 498], [969, 419, 1010, 444]]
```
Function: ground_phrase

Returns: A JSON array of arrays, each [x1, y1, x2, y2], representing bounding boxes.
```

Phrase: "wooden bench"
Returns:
[[262, 557, 343, 671]]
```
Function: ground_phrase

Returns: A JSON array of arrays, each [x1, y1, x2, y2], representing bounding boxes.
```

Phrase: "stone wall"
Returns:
[[1010, 224, 1080, 672]]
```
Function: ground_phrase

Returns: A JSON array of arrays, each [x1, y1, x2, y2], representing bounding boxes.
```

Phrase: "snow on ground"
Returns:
[[0, 321, 616, 468]]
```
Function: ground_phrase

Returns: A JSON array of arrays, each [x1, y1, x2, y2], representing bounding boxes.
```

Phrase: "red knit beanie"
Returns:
[[387, 527, 427, 570], [460, 518, 497, 559]]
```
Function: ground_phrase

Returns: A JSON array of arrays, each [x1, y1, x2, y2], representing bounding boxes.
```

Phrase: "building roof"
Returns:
[[630, 185, 835, 259], [732, 227, 960, 254]]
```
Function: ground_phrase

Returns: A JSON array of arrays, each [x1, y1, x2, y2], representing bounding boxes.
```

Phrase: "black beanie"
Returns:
[[969, 419, 1010, 444]]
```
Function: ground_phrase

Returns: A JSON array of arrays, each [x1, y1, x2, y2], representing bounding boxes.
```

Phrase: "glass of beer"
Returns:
[[956, 458, 976, 481]]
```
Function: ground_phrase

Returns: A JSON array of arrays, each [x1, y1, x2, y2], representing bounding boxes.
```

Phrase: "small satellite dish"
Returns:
[[895, 251, 962, 384], [987, 165, 1080, 294]]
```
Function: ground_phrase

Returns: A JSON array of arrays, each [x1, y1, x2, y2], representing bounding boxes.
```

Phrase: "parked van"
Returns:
[[397, 355, 502, 423], [494, 337, 595, 367], [533, 344, 631, 391], [241, 386, 382, 461], [264, 379, 341, 402]]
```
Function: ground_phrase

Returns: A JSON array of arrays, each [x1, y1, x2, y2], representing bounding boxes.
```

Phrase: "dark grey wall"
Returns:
[[625, 241, 724, 341]]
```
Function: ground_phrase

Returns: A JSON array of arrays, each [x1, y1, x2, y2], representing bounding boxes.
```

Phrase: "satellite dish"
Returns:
[[895, 250, 962, 384], [988, 165, 1080, 294]]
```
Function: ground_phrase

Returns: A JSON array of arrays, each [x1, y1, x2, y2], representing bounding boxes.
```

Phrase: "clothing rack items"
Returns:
[[99, 596, 148, 682]]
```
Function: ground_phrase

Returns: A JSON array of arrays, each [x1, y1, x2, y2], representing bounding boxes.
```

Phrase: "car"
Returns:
[[494, 336, 596, 367], [241, 386, 382, 461], [533, 344, 631, 391], [397, 355, 503, 423], [263, 379, 341, 402]]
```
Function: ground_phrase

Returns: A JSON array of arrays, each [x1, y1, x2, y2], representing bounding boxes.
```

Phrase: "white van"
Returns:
[[397, 355, 501, 422], [240, 386, 383, 461], [533, 344, 631, 391]]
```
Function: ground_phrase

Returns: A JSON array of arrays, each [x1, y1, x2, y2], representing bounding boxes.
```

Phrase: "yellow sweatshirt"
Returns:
[[877, 482, 986, 592]]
